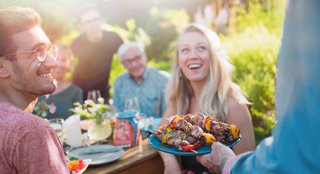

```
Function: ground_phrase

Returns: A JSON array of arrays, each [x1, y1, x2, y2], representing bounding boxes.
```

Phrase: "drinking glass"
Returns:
[[137, 113, 147, 129], [124, 97, 140, 114], [87, 90, 102, 103], [145, 116, 154, 130], [48, 118, 64, 143]]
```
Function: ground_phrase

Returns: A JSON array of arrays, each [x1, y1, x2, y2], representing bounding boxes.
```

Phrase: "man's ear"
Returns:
[[0, 57, 10, 78]]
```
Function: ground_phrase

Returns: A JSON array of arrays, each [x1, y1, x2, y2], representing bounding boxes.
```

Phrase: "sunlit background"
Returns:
[[0, 0, 287, 143]]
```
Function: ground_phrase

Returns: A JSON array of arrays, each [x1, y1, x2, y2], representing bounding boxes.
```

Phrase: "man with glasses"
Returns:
[[71, 4, 123, 104], [0, 6, 68, 173], [113, 42, 170, 118]]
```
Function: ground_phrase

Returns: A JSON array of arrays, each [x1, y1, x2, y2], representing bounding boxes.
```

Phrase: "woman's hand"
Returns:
[[196, 142, 235, 174], [164, 161, 182, 174], [158, 151, 182, 174]]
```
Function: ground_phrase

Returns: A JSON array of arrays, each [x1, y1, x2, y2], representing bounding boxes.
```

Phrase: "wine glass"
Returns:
[[87, 90, 102, 103], [124, 97, 140, 114], [145, 116, 154, 130]]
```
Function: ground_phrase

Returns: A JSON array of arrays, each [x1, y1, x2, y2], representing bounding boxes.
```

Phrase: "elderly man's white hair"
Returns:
[[117, 41, 145, 60]]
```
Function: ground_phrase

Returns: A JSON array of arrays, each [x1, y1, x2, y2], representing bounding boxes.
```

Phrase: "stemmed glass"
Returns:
[[124, 97, 142, 125], [87, 90, 102, 103], [48, 118, 64, 143], [124, 97, 140, 114]]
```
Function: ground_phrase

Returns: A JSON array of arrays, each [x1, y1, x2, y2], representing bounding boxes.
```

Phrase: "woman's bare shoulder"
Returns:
[[226, 96, 251, 122], [226, 97, 245, 110]]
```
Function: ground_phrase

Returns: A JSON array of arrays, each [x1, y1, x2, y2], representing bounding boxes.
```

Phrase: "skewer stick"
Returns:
[[190, 149, 198, 154]]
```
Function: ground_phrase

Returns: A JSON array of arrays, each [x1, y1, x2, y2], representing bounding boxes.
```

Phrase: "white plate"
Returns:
[[68, 145, 125, 165]]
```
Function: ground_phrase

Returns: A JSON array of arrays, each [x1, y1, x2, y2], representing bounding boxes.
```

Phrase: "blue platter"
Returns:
[[148, 134, 241, 156]]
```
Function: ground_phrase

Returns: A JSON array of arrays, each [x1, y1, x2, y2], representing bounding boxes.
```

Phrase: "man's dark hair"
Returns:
[[75, 3, 100, 23], [0, 6, 41, 57]]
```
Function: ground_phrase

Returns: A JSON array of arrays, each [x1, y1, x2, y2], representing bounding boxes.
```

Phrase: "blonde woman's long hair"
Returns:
[[167, 23, 249, 122]]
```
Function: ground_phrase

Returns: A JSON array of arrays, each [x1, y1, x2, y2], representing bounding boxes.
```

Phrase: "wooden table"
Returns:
[[85, 139, 164, 174]]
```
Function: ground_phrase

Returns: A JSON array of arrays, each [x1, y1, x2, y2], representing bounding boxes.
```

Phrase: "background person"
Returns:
[[158, 23, 255, 174], [113, 42, 170, 118], [0, 6, 68, 173], [71, 4, 123, 104], [36, 44, 83, 120], [196, 0, 320, 173]]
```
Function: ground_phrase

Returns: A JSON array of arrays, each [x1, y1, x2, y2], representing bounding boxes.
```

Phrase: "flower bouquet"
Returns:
[[70, 98, 114, 141]]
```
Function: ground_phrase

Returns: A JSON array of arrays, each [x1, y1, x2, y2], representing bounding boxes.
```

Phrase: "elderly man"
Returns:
[[113, 42, 170, 118], [0, 7, 68, 173]]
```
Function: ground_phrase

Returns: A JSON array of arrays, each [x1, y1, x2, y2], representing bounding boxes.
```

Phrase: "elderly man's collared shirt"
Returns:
[[113, 67, 170, 118]]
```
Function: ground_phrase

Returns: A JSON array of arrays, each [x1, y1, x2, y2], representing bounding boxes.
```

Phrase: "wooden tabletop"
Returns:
[[85, 139, 164, 174]]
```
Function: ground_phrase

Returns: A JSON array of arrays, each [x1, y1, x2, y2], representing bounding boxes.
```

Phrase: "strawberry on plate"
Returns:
[[68, 159, 91, 174]]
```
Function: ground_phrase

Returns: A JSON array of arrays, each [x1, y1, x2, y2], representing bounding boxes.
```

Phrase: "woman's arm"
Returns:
[[158, 108, 182, 174], [226, 98, 255, 154]]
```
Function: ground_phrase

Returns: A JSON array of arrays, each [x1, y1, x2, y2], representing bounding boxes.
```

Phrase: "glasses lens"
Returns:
[[49, 45, 58, 60], [123, 55, 142, 65], [36, 45, 58, 62], [35, 47, 46, 62]]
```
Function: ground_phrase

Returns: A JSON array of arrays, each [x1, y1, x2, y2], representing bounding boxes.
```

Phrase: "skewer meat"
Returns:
[[154, 113, 240, 152]]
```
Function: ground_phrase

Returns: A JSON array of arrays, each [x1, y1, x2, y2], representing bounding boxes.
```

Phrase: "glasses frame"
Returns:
[[122, 54, 143, 66], [82, 17, 101, 26], [4, 45, 58, 63]]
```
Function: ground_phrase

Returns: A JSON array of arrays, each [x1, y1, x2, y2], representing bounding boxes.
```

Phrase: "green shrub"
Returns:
[[148, 59, 172, 72], [234, 0, 286, 35], [222, 25, 279, 143]]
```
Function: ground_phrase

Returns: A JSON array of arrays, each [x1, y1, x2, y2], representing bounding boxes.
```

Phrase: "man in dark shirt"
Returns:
[[71, 4, 123, 104]]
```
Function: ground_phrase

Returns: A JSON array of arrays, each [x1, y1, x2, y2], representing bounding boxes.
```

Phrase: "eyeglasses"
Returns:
[[5, 45, 58, 63], [122, 55, 142, 66], [82, 17, 100, 25]]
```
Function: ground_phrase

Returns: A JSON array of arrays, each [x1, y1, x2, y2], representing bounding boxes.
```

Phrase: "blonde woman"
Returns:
[[159, 23, 255, 174]]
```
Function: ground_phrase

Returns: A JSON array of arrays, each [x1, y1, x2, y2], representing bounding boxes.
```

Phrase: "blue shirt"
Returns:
[[230, 0, 320, 173], [113, 67, 170, 118]]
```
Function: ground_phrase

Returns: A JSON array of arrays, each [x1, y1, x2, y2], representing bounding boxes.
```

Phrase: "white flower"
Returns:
[[74, 107, 83, 113], [48, 103, 56, 114], [98, 97, 104, 103], [84, 100, 91, 105], [88, 107, 97, 115]]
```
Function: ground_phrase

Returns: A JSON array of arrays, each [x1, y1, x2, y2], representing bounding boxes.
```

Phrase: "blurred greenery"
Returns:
[[0, 0, 287, 144], [222, 25, 279, 143]]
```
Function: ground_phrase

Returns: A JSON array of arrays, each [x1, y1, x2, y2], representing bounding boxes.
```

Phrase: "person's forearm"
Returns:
[[159, 151, 178, 165], [222, 152, 251, 174], [158, 151, 182, 174]]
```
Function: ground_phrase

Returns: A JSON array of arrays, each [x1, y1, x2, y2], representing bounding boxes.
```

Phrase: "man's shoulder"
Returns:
[[149, 67, 170, 80], [69, 84, 83, 93], [103, 30, 121, 37], [0, 103, 49, 138], [70, 34, 86, 50], [0, 104, 48, 127], [115, 73, 130, 84], [102, 30, 122, 42], [0, 103, 31, 118]]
